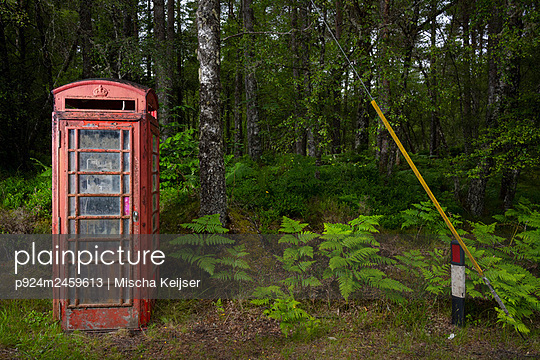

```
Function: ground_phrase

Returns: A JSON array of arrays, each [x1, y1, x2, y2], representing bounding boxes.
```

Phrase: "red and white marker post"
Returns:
[[451, 239, 466, 326]]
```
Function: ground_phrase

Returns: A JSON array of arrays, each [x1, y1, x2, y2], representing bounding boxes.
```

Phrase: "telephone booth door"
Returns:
[[52, 79, 159, 330]]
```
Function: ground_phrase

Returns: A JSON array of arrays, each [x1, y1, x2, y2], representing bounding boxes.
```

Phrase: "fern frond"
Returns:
[[297, 245, 314, 258], [233, 258, 251, 270], [218, 255, 235, 265], [348, 247, 379, 263], [323, 222, 352, 235], [196, 255, 217, 275], [181, 214, 229, 234], [211, 271, 231, 281], [319, 240, 342, 252], [349, 215, 381, 233], [251, 285, 285, 299], [297, 260, 316, 272], [169, 248, 198, 263], [233, 271, 253, 282], [205, 234, 235, 246], [337, 274, 355, 301], [225, 244, 248, 257], [329, 256, 349, 270], [297, 232, 319, 243], [302, 276, 322, 287], [279, 216, 308, 233], [278, 234, 300, 245], [250, 298, 270, 306], [170, 234, 205, 246]]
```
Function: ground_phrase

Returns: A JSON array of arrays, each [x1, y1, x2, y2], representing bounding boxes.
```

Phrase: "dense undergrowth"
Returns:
[[0, 161, 52, 234], [159, 152, 464, 233], [1, 149, 534, 234], [0, 152, 539, 357]]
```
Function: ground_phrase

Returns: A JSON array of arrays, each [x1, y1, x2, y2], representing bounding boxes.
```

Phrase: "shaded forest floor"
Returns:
[[1, 297, 539, 359], [1, 228, 539, 359]]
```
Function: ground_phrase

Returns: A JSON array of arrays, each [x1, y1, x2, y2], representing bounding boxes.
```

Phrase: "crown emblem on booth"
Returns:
[[93, 85, 109, 97]]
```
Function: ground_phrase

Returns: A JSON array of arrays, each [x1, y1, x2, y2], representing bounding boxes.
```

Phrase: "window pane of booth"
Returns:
[[69, 197, 76, 216], [79, 197, 121, 216], [69, 152, 76, 171], [80, 175, 121, 194], [79, 285, 122, 305], [79, 219, 120, 235], [69, 174, 76, 194], [123, 130, 130, 150], [123, 219, 130, 234], [79, 130, 120, 150], [123, 175, 130, 193], [69, 130, 75, 149], [123, 153, 130, 172], [79, 152, 121, 172]]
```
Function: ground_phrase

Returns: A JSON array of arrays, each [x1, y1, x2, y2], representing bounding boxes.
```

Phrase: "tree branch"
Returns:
[[222, 22, 315, 42]]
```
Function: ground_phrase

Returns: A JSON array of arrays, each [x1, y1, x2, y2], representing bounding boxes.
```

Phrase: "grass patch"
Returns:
[[0, 300, 96, 359]]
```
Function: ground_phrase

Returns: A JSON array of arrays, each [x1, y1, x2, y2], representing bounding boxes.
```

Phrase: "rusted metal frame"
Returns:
[[151, 127, 160, 234], [123, 128, 133, 236], [69, 215, 124, 220], [67, 303, 133, 309], [57, 111, 142, 122], [65, 236, 130, 241]]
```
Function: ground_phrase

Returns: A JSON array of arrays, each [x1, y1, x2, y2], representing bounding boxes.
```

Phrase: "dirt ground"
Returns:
[[84, 300, 539, 360]]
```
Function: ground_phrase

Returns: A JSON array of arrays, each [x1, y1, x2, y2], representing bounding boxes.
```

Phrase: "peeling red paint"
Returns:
[[52, 79, 159, 331]]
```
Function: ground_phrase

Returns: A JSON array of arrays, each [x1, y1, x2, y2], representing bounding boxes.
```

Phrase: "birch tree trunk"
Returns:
[[197, 0, 227, 224]]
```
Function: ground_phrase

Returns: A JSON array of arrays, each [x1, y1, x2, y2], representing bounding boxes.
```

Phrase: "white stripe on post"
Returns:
[[451, 240, 465, 326]]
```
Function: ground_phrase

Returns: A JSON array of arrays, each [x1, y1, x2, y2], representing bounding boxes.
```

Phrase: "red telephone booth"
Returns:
[[51, 79, 159, 330]]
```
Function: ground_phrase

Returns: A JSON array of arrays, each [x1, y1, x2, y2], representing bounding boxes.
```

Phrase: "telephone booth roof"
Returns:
[[52, 78, 158, 113]]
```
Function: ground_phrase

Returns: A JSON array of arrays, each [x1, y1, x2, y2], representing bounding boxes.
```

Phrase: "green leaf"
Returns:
[[329, 256, 348, 270]]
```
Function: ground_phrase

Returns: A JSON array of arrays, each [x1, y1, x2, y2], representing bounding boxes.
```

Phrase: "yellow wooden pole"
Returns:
[[371, 100, 484, 277]]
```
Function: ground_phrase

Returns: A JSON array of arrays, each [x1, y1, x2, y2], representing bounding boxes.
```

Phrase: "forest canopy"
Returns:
[[0, 0, 539, 216]]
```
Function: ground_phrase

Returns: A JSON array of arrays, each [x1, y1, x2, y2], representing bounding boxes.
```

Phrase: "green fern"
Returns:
[[495, 199, 540, 264], [212, 245, 253, 283], [169, 214, 234, 276], [250, 286, 319, 337], [275, 217, 321, 291], [319, 215, 411, 302], [396, 248, 450, 297], [401, 201, 465, 242], [279, 216, 310, 234], [465, 209, 540, 334], [181, 214, 229, 234]]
